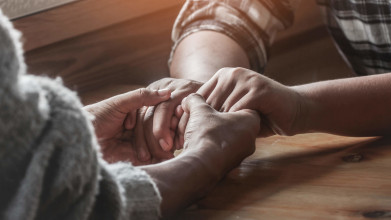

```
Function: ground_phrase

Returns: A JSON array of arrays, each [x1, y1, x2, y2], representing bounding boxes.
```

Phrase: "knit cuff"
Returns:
[[107, 162, 162, 220]]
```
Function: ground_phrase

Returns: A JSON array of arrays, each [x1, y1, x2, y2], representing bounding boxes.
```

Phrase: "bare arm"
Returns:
[[142, 139, 220, 218], [197, 67, 391, 137], [86, 89, 259, 218], [295, 73, 391, 136], [170, 31, 250, 82]]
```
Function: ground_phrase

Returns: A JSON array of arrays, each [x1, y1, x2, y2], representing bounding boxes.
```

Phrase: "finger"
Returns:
[[197, 75, 218, 100], [182, 93, 215, 114], [206, 79, 235, 111], [173, 105, 184, 149], [125, 110, 137, 130], [229, 93, 256, 112], [177, 112, 189, 149], [175, 105, 184, 118], [112, 88, 171, 113], [143, 106, 175, 160], [174, 132, 181, 150], [134, 107, 151, 162], [170, 115, 179, 130], [221, 87, 249, 112], [152, 98, 181, 152]]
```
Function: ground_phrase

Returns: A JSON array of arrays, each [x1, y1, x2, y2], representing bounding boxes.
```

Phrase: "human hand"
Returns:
[[179, 93, 260, 176], [83, 88, 170, 164], [140, 94, 259, 218], [136, 78, 202, 162], [197, 67, 304, 136]]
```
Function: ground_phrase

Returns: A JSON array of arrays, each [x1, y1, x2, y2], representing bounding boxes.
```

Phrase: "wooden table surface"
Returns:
[[81, 86, 391, 219], [177, 134, 391, 220]]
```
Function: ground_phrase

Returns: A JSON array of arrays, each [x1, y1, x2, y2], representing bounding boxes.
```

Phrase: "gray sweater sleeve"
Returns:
[[0, 9, 161, 220]]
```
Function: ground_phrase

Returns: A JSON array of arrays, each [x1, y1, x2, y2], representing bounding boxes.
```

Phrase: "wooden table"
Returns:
[[178, 134, 391, 219]]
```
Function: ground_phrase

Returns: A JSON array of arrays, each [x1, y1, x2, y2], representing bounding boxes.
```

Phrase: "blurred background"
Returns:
[[5, 0, 354, 104]]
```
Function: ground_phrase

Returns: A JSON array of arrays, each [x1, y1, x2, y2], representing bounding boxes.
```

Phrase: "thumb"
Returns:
[[112, 88, 171, 113], [182, 93, 215, 114]]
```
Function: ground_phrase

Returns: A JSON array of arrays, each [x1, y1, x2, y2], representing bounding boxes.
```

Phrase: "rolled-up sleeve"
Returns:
[[171, 0, 300, 72]]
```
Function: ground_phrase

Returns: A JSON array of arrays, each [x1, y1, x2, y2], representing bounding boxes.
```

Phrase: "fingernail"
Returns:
[[158, 89, 170, 96], [159, 139, 170, 151]]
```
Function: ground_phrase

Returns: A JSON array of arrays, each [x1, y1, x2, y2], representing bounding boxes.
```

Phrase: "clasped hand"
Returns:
[[83, 88, 171, 165], [84, 67, 300, 165]]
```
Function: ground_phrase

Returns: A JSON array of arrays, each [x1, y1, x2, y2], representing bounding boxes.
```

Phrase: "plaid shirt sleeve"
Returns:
[[170, 0, 301, 73], [317, 0, 391, 76]]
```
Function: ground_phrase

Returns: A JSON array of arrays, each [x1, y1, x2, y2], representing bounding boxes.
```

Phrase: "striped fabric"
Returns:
[[171, 0, 391, 76], [318, 0, 391, 75]]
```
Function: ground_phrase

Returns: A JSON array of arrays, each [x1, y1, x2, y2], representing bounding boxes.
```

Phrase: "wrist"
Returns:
[[181, 137, 226, 180], [291, 86, 312, 134], [142, 139, 222, 217]]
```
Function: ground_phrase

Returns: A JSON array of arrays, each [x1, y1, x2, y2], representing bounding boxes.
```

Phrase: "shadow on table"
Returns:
[[177, 135, 391, 219]]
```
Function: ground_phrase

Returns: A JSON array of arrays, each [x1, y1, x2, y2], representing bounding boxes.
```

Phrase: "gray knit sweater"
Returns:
[[0, 9, 161, 220]]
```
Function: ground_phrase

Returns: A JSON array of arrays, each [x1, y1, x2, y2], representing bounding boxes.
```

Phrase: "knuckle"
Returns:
[[137, 88, 148, 97], [187, 93, 202, 103], [217, 67, 232, 73], [186, 80, 202, 90], [189, 93, 201, 99], [148, 78, 171, 89], [230, 67, 245, 77]]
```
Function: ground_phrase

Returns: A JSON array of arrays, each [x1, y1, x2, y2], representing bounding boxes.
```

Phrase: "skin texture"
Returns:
[[170, 31, 250, 82], [196, 67, 391, 137], [142, 93, 260, 218], [169, 30, 391, 137], [138, 31, 249, 155], [197, 67, 301, 137], [83, 88, 171, 164], [85, 90, 260, 218], [140, 78, 202, 161], [294, 72, 391, 136]]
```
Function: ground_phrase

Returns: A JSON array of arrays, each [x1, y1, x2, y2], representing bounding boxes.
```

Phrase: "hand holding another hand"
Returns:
[[142, 93, 260, 217], [83, 88, 171, 164], [136, 78, 202, 162], [179, 93, 260, 175], [197, 67, 304, 136]]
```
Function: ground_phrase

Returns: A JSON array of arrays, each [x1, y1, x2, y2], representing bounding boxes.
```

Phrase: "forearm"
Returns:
[[170, 31, 250, 82], [141, 139, 223, 218], [294, 73, 391, 136]]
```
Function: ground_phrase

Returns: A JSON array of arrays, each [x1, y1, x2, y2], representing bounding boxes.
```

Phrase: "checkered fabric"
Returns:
[[171, 0, 391, 76]]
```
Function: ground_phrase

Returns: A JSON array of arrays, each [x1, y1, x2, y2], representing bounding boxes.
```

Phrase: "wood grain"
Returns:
[[177, 134, 391, 220], [13, 0, 183, 51], [20, 1, 389, 218]]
